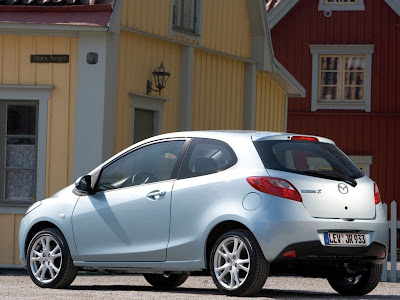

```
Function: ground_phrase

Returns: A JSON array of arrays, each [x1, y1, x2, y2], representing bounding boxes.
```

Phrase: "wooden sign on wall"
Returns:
[[31, 55, 69, 63]]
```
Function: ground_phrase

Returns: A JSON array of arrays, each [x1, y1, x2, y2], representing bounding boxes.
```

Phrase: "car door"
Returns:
[[72, 139, 187, 262]]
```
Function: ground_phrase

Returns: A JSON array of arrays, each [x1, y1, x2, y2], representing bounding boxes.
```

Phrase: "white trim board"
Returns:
[[0, 85, 53, 213]]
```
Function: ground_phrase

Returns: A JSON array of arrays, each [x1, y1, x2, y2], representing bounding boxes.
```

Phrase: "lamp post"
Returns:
[[146, 62, 171, 95]]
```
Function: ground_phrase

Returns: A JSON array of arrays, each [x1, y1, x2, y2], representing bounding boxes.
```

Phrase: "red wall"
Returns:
[[271, 0, 400, 211]]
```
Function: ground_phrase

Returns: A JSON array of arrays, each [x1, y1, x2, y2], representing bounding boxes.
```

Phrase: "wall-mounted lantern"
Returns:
[[146, 62, 171, 95]]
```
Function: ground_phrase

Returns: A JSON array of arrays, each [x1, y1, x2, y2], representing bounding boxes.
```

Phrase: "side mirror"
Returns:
[[75, 175, 92, 193]]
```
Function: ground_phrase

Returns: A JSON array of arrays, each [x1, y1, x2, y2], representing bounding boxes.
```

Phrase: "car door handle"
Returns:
[[146, 190, 166, 200]]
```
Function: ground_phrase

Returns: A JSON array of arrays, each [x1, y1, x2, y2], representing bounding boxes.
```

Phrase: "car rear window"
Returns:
[[253, 140, 364, 180]]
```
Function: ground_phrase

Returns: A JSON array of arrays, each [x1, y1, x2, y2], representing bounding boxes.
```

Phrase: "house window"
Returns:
[[310, 45, 374, 111], [173, 0, 197, 33], [170, 0, 202, 43], [318, 0, 364, 11], [319, 55, 365, 102], [0, 102, 38, 204]]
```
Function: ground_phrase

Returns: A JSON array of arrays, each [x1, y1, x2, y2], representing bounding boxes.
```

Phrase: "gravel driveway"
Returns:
[[1, 269, 399, 299]]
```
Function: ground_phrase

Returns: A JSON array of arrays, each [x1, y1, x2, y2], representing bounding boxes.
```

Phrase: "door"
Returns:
[[72, 140, 186, 262], [134, 108, 154, 143]]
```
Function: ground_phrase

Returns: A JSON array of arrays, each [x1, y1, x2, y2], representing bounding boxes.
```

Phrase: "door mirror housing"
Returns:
[[75, 175, 92, 193]]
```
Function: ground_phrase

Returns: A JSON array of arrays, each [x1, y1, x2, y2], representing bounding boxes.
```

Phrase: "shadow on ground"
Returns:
[[68, 284, 399, 299]]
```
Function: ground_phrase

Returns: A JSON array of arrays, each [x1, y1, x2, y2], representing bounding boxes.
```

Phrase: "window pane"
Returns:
[[345, 57, 364, 71], [7, 105, 36, 135], [321, 56, 340, 71], [5, 169, 35, 201], [179, 139, 237, 179], [253, 140, 364, 179], [6, 138, 36, 168], [97, 141, 185, 191], [320, 86, 338, 101], [182, 0, 195, 31], [344, 86, 364, 101], [345, 71, 364, 85], [320, 72, 338, 85], [173, 0, 181, 26]]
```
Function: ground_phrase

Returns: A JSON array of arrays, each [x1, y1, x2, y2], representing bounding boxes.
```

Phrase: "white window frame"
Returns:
[[129, 93, 168, 145], [349, 155, 372, 177], [310, 45, 374, 112], [169, 0, 203, 43], [318, 0, 365, 11], [0, 85, 52, 214]]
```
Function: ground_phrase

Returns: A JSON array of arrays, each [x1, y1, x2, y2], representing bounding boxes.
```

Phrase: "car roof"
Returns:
[[141, 130, 335, 144]]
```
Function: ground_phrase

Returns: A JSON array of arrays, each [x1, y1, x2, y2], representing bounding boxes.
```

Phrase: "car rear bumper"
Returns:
[[251, 197, 389, 263], [269, 241, 386, 277], [273, 241, 386, 264]]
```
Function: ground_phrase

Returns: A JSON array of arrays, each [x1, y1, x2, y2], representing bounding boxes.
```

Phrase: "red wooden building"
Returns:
[[267, 0, 400, 214]]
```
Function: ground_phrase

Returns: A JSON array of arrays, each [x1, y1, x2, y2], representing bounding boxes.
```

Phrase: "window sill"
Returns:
[[171, 28, 201, 44], [312, 101, 370, 112]]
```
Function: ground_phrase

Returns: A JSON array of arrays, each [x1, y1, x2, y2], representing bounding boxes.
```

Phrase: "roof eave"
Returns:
[[384, 0, 400, 16], [247, 0, 305, 97], [266, 58, 306, 97], [267, 0, 300, 29], [0, 22, 108, 34]]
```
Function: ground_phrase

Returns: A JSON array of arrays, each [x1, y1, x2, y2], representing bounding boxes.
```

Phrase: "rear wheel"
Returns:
[[327, 263, 382, 296], [27, 228, 77, 288], [144, 273, 189, 289], [210, 229, 269, 296]]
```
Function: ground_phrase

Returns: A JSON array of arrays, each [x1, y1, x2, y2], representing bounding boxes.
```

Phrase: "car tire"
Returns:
[[327, 263, 382, 296], [27, 228, 78, 288], [210, 229, 269, 296], [144, 273, 189, 289]]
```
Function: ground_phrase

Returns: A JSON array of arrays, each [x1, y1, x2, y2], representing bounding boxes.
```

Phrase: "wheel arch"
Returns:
[[24, 221, 61, 258], [205, 220, 254, 270]]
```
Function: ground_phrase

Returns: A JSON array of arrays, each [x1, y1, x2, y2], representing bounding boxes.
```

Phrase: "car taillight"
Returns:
[[246, 177, 302, 202], [291, 136, 319, 142], [374, 182, 381, 205]]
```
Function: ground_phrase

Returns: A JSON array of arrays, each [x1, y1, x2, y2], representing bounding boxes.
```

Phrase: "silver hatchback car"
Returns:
[[19, 131, 388, 296]]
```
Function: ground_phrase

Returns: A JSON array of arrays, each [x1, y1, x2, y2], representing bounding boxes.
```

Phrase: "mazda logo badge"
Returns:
[[338, 183, 348, 194]]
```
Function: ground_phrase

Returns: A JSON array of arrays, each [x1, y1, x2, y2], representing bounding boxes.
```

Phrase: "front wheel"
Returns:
[[327, 263, 382, 296], [144, 273, 189, 289], [27, 228, 78, 288], [210, 229, 269, 296]]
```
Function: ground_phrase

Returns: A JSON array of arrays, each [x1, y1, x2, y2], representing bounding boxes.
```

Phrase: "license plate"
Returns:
[[324, 232, 366, 246]]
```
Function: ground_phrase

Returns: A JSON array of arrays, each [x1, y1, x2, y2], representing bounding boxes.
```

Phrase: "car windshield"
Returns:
[[253, 140, 364, 181]]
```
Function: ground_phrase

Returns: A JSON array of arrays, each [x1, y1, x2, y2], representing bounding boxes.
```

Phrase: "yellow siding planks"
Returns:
[[0, 35, 78, 196], [13, 214, 23, 265], [255, 72, 287, 132], [192, 49, 244, 130], [201, 0, 251, 58], [0, 214, 14, 264], [0, 214, 24, 265], [121, 0, 170, 37], [115, 31, 180, 153]]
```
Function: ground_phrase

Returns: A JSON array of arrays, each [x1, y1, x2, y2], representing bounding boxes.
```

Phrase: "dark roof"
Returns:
[[0, 0, 114, 27]]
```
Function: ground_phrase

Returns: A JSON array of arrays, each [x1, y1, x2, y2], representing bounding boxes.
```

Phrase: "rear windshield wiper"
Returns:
[[303, 170, 357, 187]]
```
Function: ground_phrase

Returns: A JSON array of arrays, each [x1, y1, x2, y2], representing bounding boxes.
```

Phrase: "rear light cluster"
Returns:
[[246, 177, 302, 202], [374, 182, 381, 205], [291, 136, 319, 142]]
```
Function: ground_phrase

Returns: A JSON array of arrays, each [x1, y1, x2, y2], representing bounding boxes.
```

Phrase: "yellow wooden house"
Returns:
[[0, 0, 304, 267]]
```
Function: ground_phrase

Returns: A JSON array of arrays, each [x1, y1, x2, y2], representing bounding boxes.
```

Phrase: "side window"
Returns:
[[178, 138, 237, 179], [96, 140, 185, 192]]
